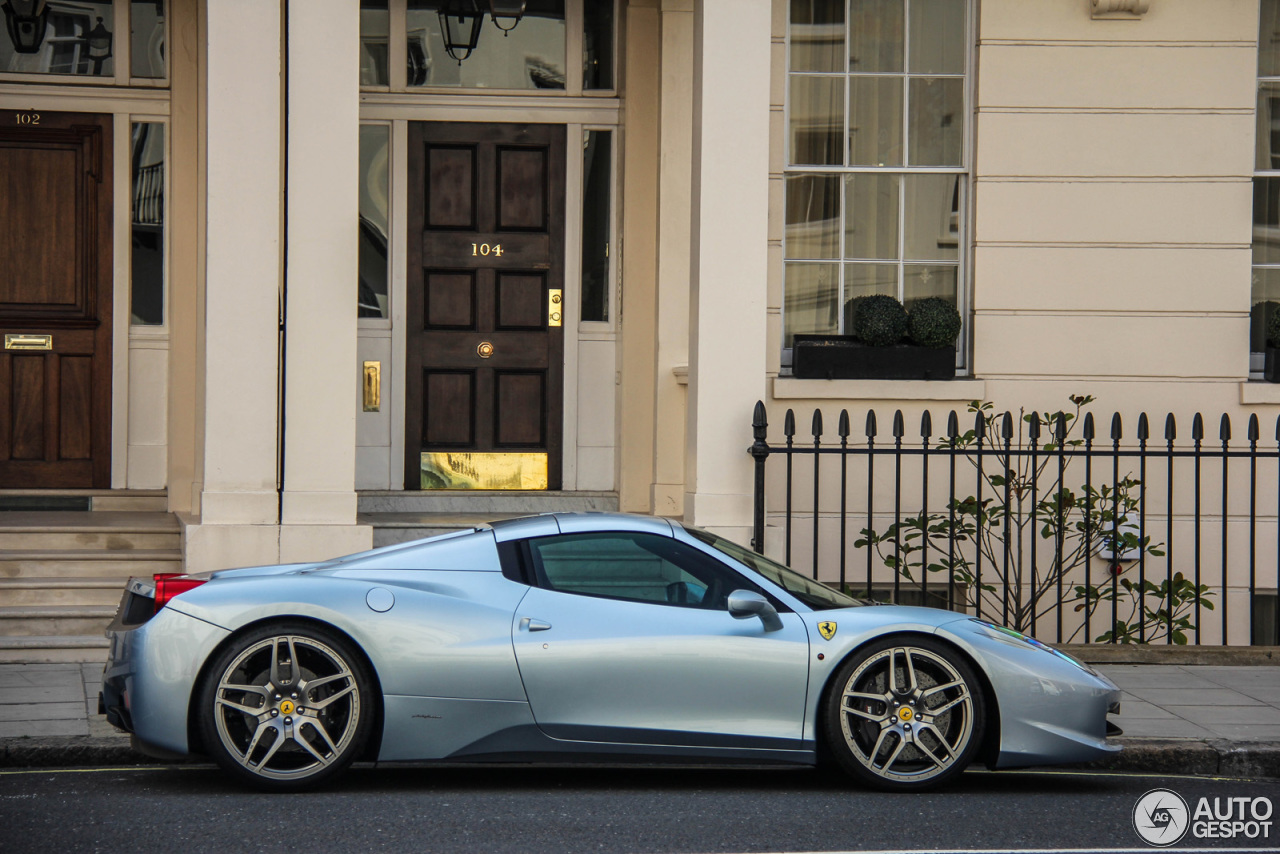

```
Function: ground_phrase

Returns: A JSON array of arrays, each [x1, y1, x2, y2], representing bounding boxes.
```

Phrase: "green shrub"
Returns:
[[849, 294, 907, 347], [1250, 301, 1280, 350], [1269, 304, 1280, 349], [907, 297, 962, 349]]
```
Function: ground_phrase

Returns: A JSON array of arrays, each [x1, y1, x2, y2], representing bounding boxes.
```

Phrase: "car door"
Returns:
[[509, 530, 811, 749]]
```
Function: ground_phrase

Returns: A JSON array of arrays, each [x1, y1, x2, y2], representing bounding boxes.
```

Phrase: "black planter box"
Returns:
[[1266, 347, 1280, 383], [792, 335, 955, 380]]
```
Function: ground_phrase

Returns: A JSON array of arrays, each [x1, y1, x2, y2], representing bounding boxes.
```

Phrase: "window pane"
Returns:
[[789, 76, 844, 165], [786, 175, 840, 259], [1254, 177, 1280, 266], [849, 76, 903, 166], [1263, 0, 1280, 77], [407, 0, 565, 90], [784, 263, 839, 346], [358, 125, 390, 319], [1252, 279, 1280, 352], [0, 2, 114, 77], [904, 174, 959, 260], [903, 264, 957, 307], [849, 0, 903, 73], [844, 173, 898, 260], [361, 0, 390, 86], [909, 0, 964, 74], [580, 130, 612, 322], [131, 0, 165, 78], [131, 123, 164, 326], [583, 0, 614, 89], [908, 77, 963, 165], [845, 262, 897, 302], [790, 0, 844, 73], [1258, 84, 1280, 171]]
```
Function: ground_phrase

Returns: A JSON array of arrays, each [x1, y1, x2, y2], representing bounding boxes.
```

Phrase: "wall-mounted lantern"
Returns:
[[2, 0, 50, 54], [488, 1, 526, 36], [85, 15, 112, 75], [438, 0, 483, 64]]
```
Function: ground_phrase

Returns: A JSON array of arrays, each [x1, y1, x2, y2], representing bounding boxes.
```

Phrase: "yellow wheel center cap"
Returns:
[[279, 700, 295, 715], [898, 707, 914, 722]]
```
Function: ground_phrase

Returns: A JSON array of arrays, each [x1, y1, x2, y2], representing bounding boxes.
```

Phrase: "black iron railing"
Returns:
[[750, 400, 1280, 645]]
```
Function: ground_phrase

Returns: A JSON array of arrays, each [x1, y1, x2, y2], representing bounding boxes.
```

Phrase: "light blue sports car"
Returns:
[[100, 512, 1121, 792]]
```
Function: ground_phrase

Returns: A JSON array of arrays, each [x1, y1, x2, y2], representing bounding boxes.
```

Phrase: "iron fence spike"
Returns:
[[1028, 412, 1041, 441], [1165, 413, 1176, 441], [838, 409, 850, 438], [920, 410, 932, 438], [892, 410, 905, 438], [1249, 413, 1260, 442], [1001, 411, 1013, 440], [865, 410, 877, 438], [1220, 413, 1231, 442], [1137, 412, 1149, 441], [812, 409, 823, 439], [1083, 412, 1095, 441], [1110, 412, 1122, 440], [947, 410, 959, 438], [1192, 412, 1204, 441], [784, 409, 795, 438]]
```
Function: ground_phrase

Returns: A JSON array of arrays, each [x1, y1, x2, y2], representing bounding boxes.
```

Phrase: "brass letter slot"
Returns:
[[363, 361, 381, 412], [548, 289, 563, 327], [5, 334, 51, 351]]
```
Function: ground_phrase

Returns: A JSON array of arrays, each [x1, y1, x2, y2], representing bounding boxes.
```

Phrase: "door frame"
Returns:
[[357, 99, 621, 492]]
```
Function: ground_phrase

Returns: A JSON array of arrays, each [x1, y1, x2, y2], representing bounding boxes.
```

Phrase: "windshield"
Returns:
[[684, 526, 864, 611]]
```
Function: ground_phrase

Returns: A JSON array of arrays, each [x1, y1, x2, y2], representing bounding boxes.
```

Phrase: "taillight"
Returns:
[[153, 573, 206, 612]]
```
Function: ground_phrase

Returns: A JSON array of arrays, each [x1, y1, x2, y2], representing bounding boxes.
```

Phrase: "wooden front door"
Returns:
[[0, 111, 112, 488], [406, 122, 565, 490]]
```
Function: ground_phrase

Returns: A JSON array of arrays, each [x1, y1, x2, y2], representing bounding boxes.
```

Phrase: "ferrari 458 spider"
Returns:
[[100, 512, 1121, 791]]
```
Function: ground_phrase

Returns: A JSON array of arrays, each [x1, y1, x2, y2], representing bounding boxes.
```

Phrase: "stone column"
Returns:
[[187, 0, 285, 572], [683, 0, 771, 543], [279, 0, 371, 561]]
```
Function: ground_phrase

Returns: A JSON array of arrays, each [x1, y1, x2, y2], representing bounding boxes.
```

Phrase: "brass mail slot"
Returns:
[[363, 361, 381, 412], [421, 452, 548, 490], [5, 334, 51, 351]]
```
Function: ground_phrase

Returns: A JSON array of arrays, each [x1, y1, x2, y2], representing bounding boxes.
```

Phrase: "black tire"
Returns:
[[196, 621, 375, 792], [823, 635, 985, 792]]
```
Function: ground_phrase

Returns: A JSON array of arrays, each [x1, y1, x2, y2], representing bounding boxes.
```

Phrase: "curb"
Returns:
[[3, 735, 1279, 779]]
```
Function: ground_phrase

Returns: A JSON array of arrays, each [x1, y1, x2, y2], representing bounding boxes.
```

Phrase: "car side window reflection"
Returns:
[[527, 532, 756, 610]]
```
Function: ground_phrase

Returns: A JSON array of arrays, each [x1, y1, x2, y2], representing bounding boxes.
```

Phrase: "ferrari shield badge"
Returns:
[[818, 621, 837, 641]]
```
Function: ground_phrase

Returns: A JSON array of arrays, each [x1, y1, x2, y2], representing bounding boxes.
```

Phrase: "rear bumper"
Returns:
[[102, 604, 230, 756]]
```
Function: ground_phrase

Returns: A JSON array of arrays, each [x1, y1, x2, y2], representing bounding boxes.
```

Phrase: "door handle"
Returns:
[[519, 617, 552, 632]]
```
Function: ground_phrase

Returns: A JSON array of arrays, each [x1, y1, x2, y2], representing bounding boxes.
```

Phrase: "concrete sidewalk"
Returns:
[[2, 661, 1280, 775]]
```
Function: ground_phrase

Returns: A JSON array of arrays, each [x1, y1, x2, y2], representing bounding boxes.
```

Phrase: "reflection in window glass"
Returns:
[[360, 0, 389, 86], [0, 2, 114, 77], [359, 125, 390, 319], [583, 0, 613, 89], [1257, 2, 1280, 357], [789, 76, 843, 166], [789, 0, 843, 73], [131, 122, 164, 326], [131, 0, 165, 78], [783, 263, 838, 347], [406, 0, 565, 90], [580, 130, 611, 322], [786, 174, 840, 260]]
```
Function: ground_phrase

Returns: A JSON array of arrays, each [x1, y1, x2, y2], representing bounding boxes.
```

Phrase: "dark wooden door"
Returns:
[[0, 111, 112, 488], [406, 122, 565, 490]]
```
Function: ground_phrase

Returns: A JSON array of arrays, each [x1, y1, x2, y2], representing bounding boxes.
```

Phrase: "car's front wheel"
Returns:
[[824, 636, 985, 791], [197, 622, 375, 791]]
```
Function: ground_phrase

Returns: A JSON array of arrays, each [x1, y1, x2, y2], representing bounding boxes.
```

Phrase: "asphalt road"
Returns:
[[2, 764, 1279, 853]]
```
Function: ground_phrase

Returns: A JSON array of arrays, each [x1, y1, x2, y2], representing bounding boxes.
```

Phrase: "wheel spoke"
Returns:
[[300, 672, 347, 695], [922, 679, 963, 700], [270, 636, 299, 687], [221, 683, 269, 698], [876, 735, 906, 771], [308, 682, 354, 710], [885, 648, 900, 692], [844, 690, 889, 705], [293, 727, 331, 767], [903, 650, 919, 693], [239, 720, 275, 768], [217, 695, 265, 717], [913, 734, 949, 770], [305, 717, 340, 756], [844, 704, 886, 723], [255, 725, 287, 770], [926, 691, 970, 718]]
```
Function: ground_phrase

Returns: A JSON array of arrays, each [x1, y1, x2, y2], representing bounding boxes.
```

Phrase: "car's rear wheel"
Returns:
[[824, 636, 984, 791], [197, 622, 374, 791]]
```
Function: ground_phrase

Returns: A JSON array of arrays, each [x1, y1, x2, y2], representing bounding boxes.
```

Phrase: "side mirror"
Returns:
[[727, 589, 783, 632]]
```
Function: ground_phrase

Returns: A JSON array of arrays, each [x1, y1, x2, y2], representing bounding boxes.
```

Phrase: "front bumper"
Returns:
[[101, 602, 230, 756]]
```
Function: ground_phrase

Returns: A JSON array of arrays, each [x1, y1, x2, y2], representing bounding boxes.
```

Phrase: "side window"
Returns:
[[527, 532, 754, 610]]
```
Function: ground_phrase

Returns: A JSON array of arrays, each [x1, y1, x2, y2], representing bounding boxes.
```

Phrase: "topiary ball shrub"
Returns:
[[842, 296, 866, 336], [1268, 303, 1280, 349], [907, 297, 962, 349], [850, 294, 907, 347]]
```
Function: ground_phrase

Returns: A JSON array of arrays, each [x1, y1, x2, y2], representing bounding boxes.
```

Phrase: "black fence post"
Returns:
[[749, 400, 769, 554]]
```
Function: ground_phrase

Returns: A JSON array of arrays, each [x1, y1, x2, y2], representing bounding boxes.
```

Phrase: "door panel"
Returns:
[[0, 111, 112, 488], [512, 586, 811, 747], [407, 122, 565, 490]]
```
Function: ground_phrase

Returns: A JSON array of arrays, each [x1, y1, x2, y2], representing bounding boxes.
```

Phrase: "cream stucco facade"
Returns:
[[1, 0, 1278, 637]]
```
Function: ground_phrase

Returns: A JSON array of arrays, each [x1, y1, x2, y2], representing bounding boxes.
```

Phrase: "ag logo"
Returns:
[[818, 621, 837, 641], [1133, 788, 1189, 847]]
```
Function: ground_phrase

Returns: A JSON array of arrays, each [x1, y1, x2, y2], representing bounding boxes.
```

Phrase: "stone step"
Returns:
[[0, 512, 179, 551], [357, 490, 618, 515], [0, 635, 108, 663], [361, 512, 526, 547], [0, 605, 117, 637], [0, 577, 129, 607], [0, 489, 167, 513], [0, 549, 183, 579]]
